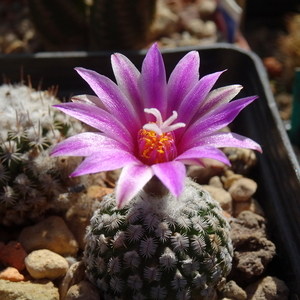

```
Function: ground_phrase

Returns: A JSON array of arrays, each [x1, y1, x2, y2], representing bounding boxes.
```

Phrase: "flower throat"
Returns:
[[138, 108, 185, 165]]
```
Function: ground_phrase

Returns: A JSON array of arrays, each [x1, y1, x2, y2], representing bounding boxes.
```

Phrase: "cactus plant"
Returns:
[[84, 177, 233, 299], [50, 43, 262, 298], [27, 0, 157, 51], [0, 83, 84, 225]]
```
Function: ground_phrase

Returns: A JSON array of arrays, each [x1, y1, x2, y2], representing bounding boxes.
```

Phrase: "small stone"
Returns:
[[208, 176, 223, 188], [19, 216, 78, 256], [0, 240, 27, 271], [65, 280, 100, 300], [0, 279, 59, 300], [203, 185, 232, 214], [233, 198, 265, 217], [25, 249, 69, 280], [246, 276, 289, 300], [59, 261, 86, 300], [222, 280, 247, 300], [228, 178, 257, 202], [222, 171, 243, 189], [0, 267, 25, 282], [187, 158, 226, 184]]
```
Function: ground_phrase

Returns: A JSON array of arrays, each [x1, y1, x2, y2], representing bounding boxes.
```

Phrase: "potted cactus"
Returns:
[[49, 43, 262, 299], [1, 43, 300, 298]]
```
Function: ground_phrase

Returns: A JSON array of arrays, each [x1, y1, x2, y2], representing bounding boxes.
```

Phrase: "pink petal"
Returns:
[[179, 131, 262, 153], [195, 84, 243, 119], [116, 164, 153, 209], [70, 149, 140, 177], [50, 132, 129, 157], [75, 67, 140, 133], [151, 161, 186, 197], [140, 43, 167, 119], [167, 51, 200, 114], [177, 71, 224, 127], [180, 96, 257, 149], [53, 102, 134, 150], [176, 146, 231, 166], [71, 94, 107, 110], [111, 53, 144, 119]]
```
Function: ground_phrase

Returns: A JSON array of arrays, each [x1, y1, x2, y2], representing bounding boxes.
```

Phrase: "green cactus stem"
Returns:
[[84, 177, 233, 300]]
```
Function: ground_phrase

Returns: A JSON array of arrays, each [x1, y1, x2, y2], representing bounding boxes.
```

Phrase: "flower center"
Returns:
[[138, 108, 185, 165]]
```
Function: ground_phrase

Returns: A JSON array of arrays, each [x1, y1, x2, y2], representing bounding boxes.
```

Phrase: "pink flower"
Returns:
[[50, 43, 262, 208]]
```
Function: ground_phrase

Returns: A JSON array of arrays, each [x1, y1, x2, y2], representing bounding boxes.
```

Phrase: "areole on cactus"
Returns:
[[50, 43, 262, 299]]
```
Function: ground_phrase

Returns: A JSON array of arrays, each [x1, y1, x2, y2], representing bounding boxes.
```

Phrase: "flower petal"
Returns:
[[53, 102, 134, 150], [116, 164, 153, 209], [75, 67, 140, 133], [176, 146, 230, 166], [70, 149, 140, 177], [180, 96, 257, 149], [111, 53, 144, 118], [50, 132, 129, 157], [180, 131, 262, 153], [167, 51, 200, 114], [151, 161, 186, 197], [71, 94, 107, 110], [196, 84, 243, 118], [140, 43, 167, 119], [177, 71, 224, 127]]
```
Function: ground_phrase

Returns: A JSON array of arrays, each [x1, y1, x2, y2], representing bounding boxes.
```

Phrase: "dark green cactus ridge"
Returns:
[[84, 178, 233, 300], [27, 0, 157, 51]]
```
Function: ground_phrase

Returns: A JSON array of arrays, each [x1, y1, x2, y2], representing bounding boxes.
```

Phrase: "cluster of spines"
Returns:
[[0, 83, 83, 225], [84, 179, 233, 299]]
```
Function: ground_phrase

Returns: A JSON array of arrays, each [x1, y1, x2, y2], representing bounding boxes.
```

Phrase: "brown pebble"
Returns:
[[228, 178, 257, 202], [0, 240, 27, 271]]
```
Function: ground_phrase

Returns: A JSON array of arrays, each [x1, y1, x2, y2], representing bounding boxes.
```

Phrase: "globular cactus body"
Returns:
[[0, 83, 84, 225], [84, 178, 233, 300]]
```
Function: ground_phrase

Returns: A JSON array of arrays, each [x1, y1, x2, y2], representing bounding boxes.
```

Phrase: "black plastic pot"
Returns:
[[1, 44, 300, 298]]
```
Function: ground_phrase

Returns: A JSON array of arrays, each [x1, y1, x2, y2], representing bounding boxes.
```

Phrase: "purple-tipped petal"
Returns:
[[140, 44, 167, 119], [111, 53, 144, 119], [53, 102, 134, 150], [176, 146, 231, 166], [195, 84, 243, 119], [177, 71, 225, 128], [50, 132, 129, 157], [116, 164, 153, 209], [152, 161, 186, 197], [71, 94, 107, 110], [180, 131, 262, 153], [75, 67, 140, 133], [167, 51, 200, 114], [180, 96, 258, 149], [70, 150, 140, 177]]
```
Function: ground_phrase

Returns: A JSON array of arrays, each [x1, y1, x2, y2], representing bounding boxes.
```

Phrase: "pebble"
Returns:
[[222, 280, 247, 300], [0, 267, 25, 282], [25, 249, 69, 280], [59, 261, 86, 300], [233, 198, 265, 217], [228, 178, 257, 202], [65, 280, 101, 300], [203, 185, 232, 214], [222, 170, 243, 189], [0, 240, 27, 271], [208, 175, 223, 188], [187, 158, 225, 184], [19, 216, 79, 256], [0, 279, 59, 300], [246, 276, 289, 300]]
